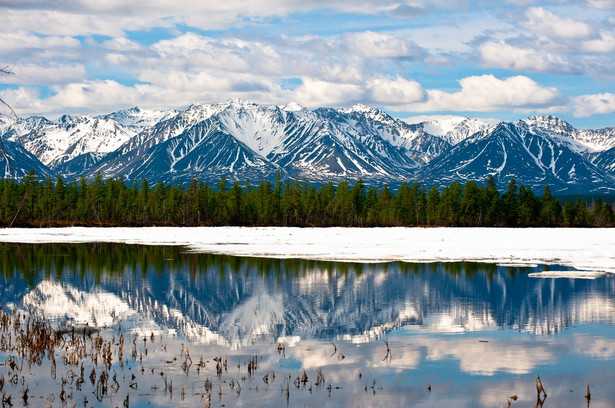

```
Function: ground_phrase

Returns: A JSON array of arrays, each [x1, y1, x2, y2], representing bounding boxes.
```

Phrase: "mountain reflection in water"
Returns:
[[1, 242, 615, 407]]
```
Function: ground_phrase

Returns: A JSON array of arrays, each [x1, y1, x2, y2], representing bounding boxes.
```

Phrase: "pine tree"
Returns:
[[502, 179, 519, 226], [426, 185, 440, 225], [539, 186, 560, 226]]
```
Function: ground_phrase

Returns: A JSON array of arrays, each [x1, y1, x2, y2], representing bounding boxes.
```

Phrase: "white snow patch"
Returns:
[[528, 271, 607, 279], [0, 227, 614, 274]]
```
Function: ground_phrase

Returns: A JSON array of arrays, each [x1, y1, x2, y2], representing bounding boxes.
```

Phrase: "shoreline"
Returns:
[[0, 226, 614, 273]]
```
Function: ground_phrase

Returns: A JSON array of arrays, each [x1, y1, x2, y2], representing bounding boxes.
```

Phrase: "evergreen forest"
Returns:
[[0, 171, 613, 228]]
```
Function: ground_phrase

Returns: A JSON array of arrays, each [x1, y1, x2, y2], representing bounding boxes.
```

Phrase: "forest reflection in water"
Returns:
[[1, 242, 615, 407]]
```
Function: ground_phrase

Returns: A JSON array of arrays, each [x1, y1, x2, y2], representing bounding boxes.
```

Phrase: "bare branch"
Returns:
[[0, 65, 18, 119], [0, 66, 14, 75], [0, 98, 18, 119]]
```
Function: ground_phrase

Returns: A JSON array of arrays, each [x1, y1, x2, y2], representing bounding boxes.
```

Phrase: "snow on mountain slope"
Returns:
[[8, 115, 136, 170], [123, 119, 282, 183], [103, 106, 179, 131], [94, 100, 424, 184], [520, 116, 590, 154], [0, 117, 13, 136], [333, 105, 450, 164], [3, 101, 614, 193], [216, 99, 291, 157], [576, 127, 615, 152], [594, 146, 615, 172], [0, 138, 52, 179], [1, 116, 52, 140], [521, 115, 615, 153], [403, 115, 493, 145], [422, 116, 492, 145], [424, 122, 614, 192]]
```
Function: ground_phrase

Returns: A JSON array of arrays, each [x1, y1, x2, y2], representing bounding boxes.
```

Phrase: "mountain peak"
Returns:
[[58, 114, 77, 124], [220, 98, 257, 108], [280, 102, 305, 112], [520, 115, 575, 132], [338, 104, 378, 114], [4, 100, 615, 194]]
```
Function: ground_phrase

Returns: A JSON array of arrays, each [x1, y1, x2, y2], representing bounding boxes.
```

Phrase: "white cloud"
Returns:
[[1, 0, 471, 36], [1, 0, 614, 121], [399, 74, 565, 112], [285, 75, 426, 108], [479, 41, 573, 73], [0, 87, 43, 114], [344, 31, 424, 59], [291, 78, 363, 107], [367, 75, 426, 105], [521, 7, 594, 40], [2, 32, 80, 55], [586, 0, 615, 9], [1, 8, 164, 37], [148, 33, 321, 79], [103, 37, 143, 52], [1, 63, 86, 85], [582, 32, 615, 53], [571, 93, 615, 117]]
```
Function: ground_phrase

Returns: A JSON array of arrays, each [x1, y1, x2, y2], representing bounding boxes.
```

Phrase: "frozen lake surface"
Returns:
[[1, 226, 614, 273]]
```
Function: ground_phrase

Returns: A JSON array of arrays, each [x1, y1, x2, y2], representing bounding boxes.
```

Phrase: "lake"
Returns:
[[1, 242, 614, 407]]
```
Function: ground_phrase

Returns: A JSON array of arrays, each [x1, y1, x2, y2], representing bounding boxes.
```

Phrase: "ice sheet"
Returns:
[[528, 271, 608, 279], [0, 227, 614, 273]]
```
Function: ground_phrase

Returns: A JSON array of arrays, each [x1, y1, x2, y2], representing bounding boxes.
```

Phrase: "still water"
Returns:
[[1, 242, 614, 407]]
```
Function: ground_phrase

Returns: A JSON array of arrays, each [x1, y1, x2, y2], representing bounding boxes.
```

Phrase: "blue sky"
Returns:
[[1, 0, 614, 128]]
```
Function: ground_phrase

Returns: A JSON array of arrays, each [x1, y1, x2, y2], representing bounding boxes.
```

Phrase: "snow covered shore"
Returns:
[[0, 227, 614, 273]]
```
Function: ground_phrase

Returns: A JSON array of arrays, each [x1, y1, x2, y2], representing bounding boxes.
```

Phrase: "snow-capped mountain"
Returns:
[[594, 146, 615, 173], [521, 115, 615, 153], [102, 106, 178, 131], [1, 107, 177, 177], [90, 99, 432, 184], [5, 115, 136, 174], [1, 101, 614, 193], [0, 138, 52, 179], [423, 121, 614, 193], [408, 115, 493, 146]]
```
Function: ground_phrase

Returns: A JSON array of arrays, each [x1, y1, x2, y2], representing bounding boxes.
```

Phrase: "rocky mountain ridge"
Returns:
[[1, 100, 614, 193]]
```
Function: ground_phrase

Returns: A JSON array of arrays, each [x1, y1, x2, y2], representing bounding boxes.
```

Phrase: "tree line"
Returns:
[[0, 171, 613, 227]]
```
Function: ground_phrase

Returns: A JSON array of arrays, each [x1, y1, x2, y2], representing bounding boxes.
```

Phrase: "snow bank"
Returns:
[[528, 271, 608, 279], [0, 227, 614, 273]]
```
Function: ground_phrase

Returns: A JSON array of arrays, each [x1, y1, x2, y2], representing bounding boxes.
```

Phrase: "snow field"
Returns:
[[0, 227, 613, 273]]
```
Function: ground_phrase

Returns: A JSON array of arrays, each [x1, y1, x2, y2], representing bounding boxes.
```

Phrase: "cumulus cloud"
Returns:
[[521, 7, 594, 40], [399, 74, 566, 112], [582, 32, 615, 53], [2, 0, 614, 122], [344, 31, 425, 60], [386, 4, 429, 18], [0, 63, 86, 86], [103, 37, 143, 52], [291, 78, 363, 107], [1, 8, 163, 37], [367, 75, 426, 105], [585, 0, 615, 9], [1, 0, 469, 36], [571, 93, 615, 117], [479, 41, 574, 73], [147, 33, 347, 80], [2, 32, 80, 55]]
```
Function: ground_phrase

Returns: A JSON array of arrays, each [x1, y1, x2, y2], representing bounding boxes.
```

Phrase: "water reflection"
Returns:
[[1, 242, 615, 407], [1, 242, 615, 348]]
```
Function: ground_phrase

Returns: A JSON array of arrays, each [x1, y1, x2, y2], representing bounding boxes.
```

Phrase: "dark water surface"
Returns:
[[1, 242, 614, 407]]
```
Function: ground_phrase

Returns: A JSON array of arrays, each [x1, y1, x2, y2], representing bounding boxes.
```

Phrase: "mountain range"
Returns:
[[1, 99, 614, 193]]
